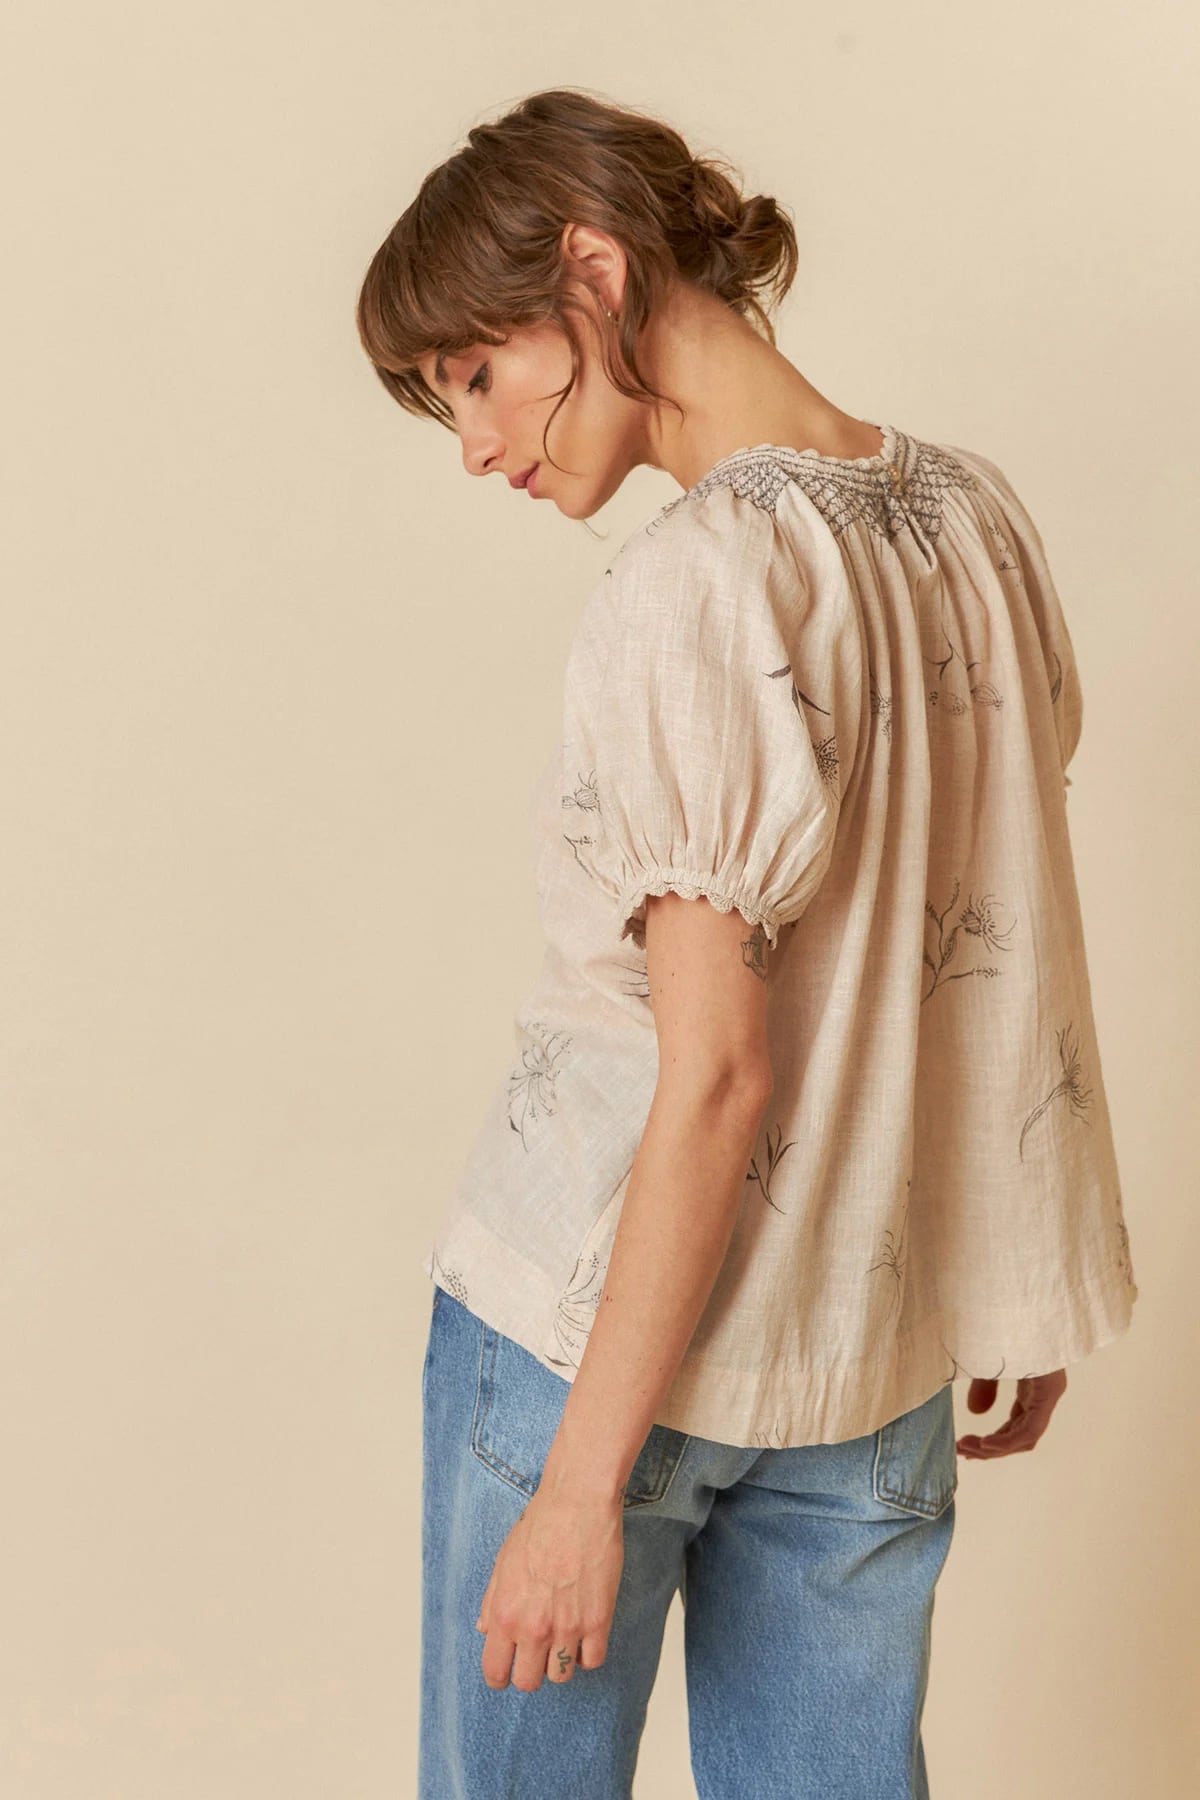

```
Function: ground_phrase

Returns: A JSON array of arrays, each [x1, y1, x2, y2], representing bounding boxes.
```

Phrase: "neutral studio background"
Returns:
[[3, 2, 1197, 1794]]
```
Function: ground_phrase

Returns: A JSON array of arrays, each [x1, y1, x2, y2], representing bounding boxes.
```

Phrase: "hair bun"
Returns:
[[688, 158, 741, 240]]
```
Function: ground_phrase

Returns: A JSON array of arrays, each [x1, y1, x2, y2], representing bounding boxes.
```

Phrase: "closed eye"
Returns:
[[466, 363, 490, 396]]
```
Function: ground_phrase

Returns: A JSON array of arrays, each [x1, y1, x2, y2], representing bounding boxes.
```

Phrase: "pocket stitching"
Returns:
[[470, 1322, 690, 1507], [472, 1323, 540, 1498], [622, 1427, 690, 1510], [872, 1397, 958, 1519]]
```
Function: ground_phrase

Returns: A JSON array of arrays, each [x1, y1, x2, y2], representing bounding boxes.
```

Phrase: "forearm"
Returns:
[[540, 1069, 770, 1502]]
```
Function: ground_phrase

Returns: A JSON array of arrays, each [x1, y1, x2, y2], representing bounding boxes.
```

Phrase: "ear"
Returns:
[[558, 222, 628, 319]]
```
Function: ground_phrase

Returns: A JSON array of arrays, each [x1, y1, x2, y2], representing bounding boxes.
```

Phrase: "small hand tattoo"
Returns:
[[555, 1645, 574, 1675], [741, 924, 770, 981]]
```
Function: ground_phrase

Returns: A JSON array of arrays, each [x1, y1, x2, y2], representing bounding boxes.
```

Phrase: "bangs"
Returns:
[[356, 219, 519, 427]]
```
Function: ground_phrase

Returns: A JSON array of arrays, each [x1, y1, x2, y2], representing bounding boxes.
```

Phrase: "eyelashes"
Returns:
[[466, 362, 490, 396]]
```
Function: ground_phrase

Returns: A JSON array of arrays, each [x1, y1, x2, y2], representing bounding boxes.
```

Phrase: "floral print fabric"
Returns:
[[424, 423, 1137, 1447]]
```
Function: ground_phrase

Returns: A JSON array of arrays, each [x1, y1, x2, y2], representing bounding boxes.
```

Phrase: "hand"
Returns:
[[956, 1370, 1067, 1458], [474, 1480, 625, 1692]]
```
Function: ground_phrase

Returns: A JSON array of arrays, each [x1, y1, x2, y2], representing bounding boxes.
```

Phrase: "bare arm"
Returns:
[[540, 890, 775, 1501]]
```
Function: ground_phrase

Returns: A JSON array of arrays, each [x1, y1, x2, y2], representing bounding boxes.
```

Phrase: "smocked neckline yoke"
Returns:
[[684, 421, 900, 489]]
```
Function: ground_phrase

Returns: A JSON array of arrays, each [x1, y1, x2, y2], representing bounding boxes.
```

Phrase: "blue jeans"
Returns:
[[420, 1286, 957, 1799]]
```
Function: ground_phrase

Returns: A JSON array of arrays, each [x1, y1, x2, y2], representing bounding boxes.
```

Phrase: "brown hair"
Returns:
[[354, 87, 798, 474]]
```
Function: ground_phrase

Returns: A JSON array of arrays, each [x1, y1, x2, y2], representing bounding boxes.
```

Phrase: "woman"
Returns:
[[357, 87, 1137, 1799]]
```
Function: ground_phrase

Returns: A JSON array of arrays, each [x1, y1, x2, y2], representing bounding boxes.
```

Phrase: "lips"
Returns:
[[510, 463, 538, 493]]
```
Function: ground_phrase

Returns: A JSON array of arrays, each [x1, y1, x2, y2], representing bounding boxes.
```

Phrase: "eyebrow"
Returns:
[[433, 353, 450, 387]]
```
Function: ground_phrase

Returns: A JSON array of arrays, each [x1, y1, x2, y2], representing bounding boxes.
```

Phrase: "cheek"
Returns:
[[515, 334, 578, 411]]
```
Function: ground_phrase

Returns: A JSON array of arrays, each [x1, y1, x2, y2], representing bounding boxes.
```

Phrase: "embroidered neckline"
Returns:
[[694, 422, 899, 487], [633, 422, 982, 547], [640, 424, 905, 533]]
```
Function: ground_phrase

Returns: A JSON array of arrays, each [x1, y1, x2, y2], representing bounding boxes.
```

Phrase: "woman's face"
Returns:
[[415, 314, 643, 520]]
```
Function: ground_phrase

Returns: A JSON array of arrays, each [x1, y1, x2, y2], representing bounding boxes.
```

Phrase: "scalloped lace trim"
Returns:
[[618, 868, 783, 952]]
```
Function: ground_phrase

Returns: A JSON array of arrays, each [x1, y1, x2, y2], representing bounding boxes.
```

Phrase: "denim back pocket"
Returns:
[[872, 1383, 958, 1519], [471, 1318, 690, 1509]]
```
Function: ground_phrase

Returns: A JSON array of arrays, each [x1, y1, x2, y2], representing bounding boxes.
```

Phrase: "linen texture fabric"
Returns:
[[423, 424, 1137, 1447]]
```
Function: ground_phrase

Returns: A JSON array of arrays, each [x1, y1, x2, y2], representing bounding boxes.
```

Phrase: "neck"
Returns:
[[635, 284, 874, 490]]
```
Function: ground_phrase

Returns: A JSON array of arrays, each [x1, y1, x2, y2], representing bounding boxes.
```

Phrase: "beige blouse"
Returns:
[[423, 422, 1138, 1447]]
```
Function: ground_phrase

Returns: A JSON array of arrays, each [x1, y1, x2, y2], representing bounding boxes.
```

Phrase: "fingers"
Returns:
[[958, 1397, 1030, 1455], [957, 1421, 1038, 1457], [480, 1627, 518, 1691], [957, 1371, 1069, 1458], [479, 1626, 587, 1691]]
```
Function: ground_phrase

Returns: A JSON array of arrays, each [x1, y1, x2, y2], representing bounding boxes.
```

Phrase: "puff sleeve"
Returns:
[[567, 485, 848, 955]]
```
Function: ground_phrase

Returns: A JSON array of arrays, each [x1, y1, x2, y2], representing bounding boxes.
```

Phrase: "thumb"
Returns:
[[966, 1377, 999, 1414]]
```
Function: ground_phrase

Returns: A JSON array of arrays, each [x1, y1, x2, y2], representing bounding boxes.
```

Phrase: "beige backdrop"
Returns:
[[4, 2, 1196, 1795]]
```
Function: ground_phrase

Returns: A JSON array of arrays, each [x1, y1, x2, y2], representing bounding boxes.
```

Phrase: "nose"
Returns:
[[461, 435, 506, 480]]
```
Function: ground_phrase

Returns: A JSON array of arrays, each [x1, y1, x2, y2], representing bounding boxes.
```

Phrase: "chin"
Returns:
[[567, 482, 614, 523], [546, 476, 606, 521]]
